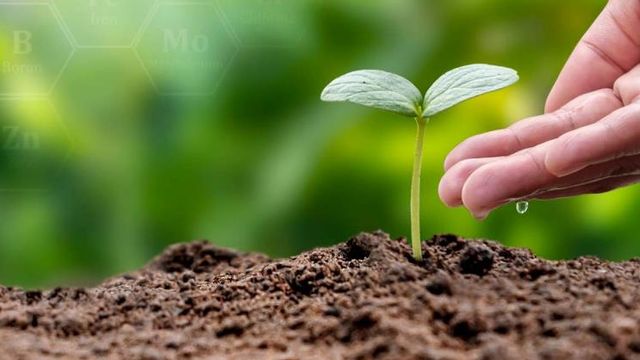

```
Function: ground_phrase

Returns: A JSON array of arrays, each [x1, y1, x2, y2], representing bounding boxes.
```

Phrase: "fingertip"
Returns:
[[444, 136, 484, 171], [438, 173, 463, 208], [460, 159, 523, 219], [472, 210, 490, 221], [545, 85, 564, 114], [460, 166, 496, 220], [545, 91, 570, 114], [544, 99, 557, 115], [444, 135, 486, 171], [443, 157, 454, 172], [440, 158, 495, 207], [444, 150, 462, 172]]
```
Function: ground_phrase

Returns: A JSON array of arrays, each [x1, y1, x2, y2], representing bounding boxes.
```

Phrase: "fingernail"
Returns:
[[544, 152, 586, 178], [472, 209, 489, 221], [443, 199, 463, 208], [546, 160, 586, 178]]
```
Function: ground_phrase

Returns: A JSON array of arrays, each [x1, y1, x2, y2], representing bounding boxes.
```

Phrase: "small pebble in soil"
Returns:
[[426, 272, 452, 296], [459, 243, 495, 276]]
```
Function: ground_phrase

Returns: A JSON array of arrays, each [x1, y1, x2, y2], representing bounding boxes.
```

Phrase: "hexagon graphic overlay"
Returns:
[[218, 0, 312, 48], [0, 98, 72, 191], [0, 2, 74, 96], [53, 0, 157, 47], [136, 2, 238, 95]]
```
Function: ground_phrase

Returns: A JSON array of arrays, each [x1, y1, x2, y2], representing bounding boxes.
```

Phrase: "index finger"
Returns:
[[444, 89, 622, 171]]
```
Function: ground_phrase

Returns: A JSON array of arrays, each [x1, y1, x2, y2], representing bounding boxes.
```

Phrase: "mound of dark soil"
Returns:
[[2, 232, 640, 359]]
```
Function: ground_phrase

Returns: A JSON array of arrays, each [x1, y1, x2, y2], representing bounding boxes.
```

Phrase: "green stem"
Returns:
[[411, 117, 427, 260]]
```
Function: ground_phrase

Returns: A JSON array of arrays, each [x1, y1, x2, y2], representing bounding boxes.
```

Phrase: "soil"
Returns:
[[2, 231, 640, 360]]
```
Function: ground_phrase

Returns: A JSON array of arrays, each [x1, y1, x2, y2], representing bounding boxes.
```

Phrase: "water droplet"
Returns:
[[516, 201, 529, 215]]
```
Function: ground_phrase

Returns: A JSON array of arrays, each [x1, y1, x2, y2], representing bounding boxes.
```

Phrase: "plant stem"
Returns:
[[411, 117, 427, 261]]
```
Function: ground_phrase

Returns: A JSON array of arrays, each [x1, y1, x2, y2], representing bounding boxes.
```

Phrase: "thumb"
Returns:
[[545, 0, 640, 112]]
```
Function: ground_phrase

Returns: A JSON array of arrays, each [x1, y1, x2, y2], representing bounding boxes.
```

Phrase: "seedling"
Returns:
[[321, 64, 518, 260]]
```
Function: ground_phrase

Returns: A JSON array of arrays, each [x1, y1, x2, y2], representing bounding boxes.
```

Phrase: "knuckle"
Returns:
[[549, 107, 578, 131], [557, 131, 580, 151], [506, 127, 525, 149], [592, 88, 624, 107], [523, 149, 546, 174], [613, 69, 640, 105]]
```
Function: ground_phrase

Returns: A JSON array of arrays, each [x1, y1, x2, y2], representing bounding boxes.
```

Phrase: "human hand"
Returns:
[[439, 0, 640, 219]]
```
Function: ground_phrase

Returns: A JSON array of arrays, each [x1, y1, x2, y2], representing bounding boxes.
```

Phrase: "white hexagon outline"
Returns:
[[214, 0, 307, 49], [51, 0, 159, 49], [0, 96, 75, 193], [0, 1, 76, 98], [133, 1, 240, 97]]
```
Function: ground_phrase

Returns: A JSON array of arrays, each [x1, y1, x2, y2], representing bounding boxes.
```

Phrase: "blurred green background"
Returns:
[[1, 0, 636, 288]]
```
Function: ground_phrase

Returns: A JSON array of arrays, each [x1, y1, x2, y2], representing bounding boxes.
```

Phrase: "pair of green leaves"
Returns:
[[320, 64, 518, 118]]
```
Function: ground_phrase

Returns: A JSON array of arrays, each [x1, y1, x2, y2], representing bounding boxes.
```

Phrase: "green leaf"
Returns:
[[321, 70, 422, 117], [423, 64, 518, 117]]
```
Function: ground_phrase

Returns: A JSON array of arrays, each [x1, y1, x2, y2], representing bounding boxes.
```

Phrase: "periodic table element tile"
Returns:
[[136, 2, 238, 96], [0, 2, 75, 96], [218, 0, 312, 48], [0, 98, 72, 191], [53, 0, 157, 47]]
